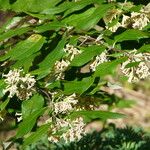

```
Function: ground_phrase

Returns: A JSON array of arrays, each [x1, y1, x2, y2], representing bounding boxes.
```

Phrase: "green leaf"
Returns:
[[125, 61, 140, 68], [94, 57, 127, 77], [0, 80, 5, 98], [77, 4, 113, 30], [139, 44, 150, 53], [63, 77, 95, 95], [11, 0, 62, 13], [16, 107, 46, 138], [22, 94, 44, 120], [71, 45, 106, 67], [64, 0, 99, 17], [34, 21, 65, 33], [32, 38, 66, 79], [69, 110, 125, 122], [0, 99, 9, 111], [23, 124, 50, 147], [116, 100, 136, 108], [0, 0, 10, 9], [62, 8, 96, 27], [0, 27, 31, 42], [0, 34, 45, 62], [12, 52, 40, 72], [41, 1, 71, 15], [114, 29, 149, 43]]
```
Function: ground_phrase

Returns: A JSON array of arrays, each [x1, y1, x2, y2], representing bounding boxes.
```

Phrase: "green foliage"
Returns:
[[19, 125, 150, 150], [0, 0, 149, 149]]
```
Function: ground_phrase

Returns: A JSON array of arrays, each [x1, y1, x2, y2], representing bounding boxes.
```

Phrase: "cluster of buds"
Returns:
[[3, 69, 36, 100], [90, 50, 108, 72], [121, 50, 150, 82], [48, 117, 86, 143]]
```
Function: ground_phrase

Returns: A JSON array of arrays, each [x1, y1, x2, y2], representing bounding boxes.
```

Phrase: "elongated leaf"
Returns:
[[23, 124, 50, 147], [12, 0, 62, 13], [78, 4, 113, 30], [16, 107, 46, 138], [69, 110, 125, 122], [94, 57, 127, 77], [62, 8, 96, 27], [22, 94, 44, 120], [0, 99, 9, 111], [34, 21, 65, 33], [0, 27, 31, 42], [63, 77, 95, 95], [0, 34, 45, 62], [71, 45, 106, 66], [41, 1, 71, 15], [114, 29, 149, 43], [139, 44, 150, 53], [32, 38, 66, 79], [64, 0, 99, 17], [0, 80, 5, 98]]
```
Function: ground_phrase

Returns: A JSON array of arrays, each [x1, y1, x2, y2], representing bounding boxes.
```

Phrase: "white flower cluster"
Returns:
[[122, 12, 149, 30], [90, 50, 108, 71], [3, 69, 36, 100], [121, 50, 150, 82], [54, 44, 81, 80], [48, 117, 86, 143], [107, 3, 150, 32], [54, 59, 70, 80], [54, 93, 78, 114], [63, 44, 81, 61]]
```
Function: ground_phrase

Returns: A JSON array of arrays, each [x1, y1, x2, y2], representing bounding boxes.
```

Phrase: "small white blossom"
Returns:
[[121, 15, 131, 28], [66, 26, 74, 32], [107, 22, 121, 32], [54, 93, 78, 114], [54, 59, 70, 80], [121, 50, 150, 82], [140, 3, 150, 14], [63, 44, 81, 61], [15, 112, 22, 122], [48, 117, 86, 143], [131, 12, 149, 30], [3, 84, 18, 98], [3, 69, 36, 100], [121, 7, 150, 30], [90, 50, 108, 71]]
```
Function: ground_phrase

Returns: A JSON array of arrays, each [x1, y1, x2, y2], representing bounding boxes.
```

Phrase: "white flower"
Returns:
[[54, 93, 78, 114], [54, 59, 70, 80], [140, 3, 150, 14], [90, 50, 108, 71], [121, 15, 131, 28], [2, 69, 22, 84], [48, 117, 86, 143], [15, 112, 22, 122], [3, 84, 18, 98], [107, 22, 121, 32], [121, 50, 150, 82], [63, 44, 81, 61], [3, 69, 36, 100], [121, 11, 149, 30], [131, 12, 149, 30]]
